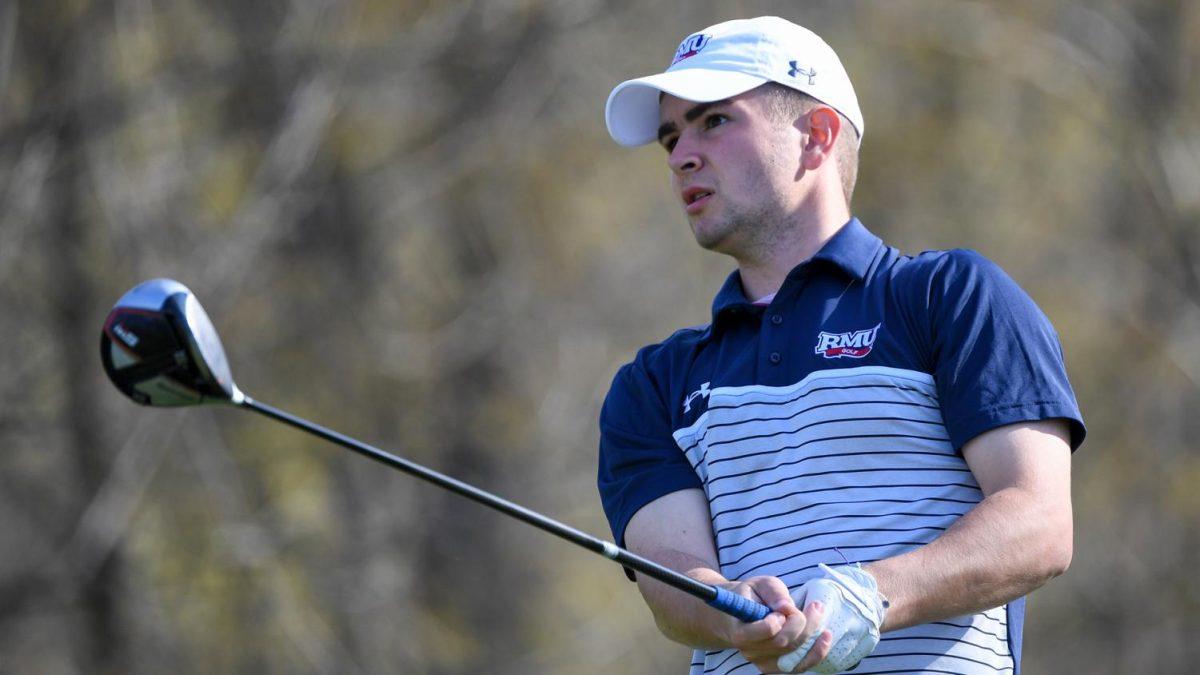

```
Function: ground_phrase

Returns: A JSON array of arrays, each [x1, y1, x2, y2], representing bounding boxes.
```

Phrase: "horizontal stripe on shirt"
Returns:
[[676, 367, 1010, 675]]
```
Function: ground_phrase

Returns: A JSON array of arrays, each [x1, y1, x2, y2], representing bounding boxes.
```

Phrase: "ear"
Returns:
[[801, 107, 841, 171]]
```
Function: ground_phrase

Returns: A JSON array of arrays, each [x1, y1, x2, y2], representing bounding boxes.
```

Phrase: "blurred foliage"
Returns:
[[1, 0, 1198, 673]]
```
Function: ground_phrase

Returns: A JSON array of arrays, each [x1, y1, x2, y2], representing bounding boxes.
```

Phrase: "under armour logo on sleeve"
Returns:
[[683, 382, 711, 413]]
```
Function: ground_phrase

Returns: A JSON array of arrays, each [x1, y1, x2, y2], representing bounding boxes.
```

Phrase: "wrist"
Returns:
[[649, 568, 742, 649], [860, 562, 896, 631], [708, 580, 746, 646]]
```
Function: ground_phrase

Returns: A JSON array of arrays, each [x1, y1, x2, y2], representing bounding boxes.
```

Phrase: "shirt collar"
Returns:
[[807, 217, 881, 281], [709, 217, 882, 326]]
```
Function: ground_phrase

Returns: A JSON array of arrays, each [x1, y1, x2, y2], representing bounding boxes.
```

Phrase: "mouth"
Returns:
[[682, 187, 714, 213]]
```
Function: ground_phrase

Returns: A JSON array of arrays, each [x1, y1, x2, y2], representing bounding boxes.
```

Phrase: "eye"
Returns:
[[704, 113, 729, 130], [660, 135, 678, 153]]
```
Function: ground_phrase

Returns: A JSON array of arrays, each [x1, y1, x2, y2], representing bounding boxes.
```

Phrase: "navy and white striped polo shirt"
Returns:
[[598, 218, 1084, 675]]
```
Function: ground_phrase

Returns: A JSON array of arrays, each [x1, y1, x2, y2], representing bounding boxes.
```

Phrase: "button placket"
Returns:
[[760, 276, 804, 377]]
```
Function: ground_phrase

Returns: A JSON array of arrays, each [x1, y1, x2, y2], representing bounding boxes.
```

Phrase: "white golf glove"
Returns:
[[776, 563, 888, 674]]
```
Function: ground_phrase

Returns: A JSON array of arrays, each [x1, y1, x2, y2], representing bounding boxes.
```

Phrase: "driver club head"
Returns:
[[100, 278, 240, 407]]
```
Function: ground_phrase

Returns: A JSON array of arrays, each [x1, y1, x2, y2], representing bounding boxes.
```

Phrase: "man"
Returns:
[[597, 16, 1084, 675]]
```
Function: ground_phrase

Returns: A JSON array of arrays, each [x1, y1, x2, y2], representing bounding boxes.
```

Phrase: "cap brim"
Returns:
[[605, 69, 769, 147]]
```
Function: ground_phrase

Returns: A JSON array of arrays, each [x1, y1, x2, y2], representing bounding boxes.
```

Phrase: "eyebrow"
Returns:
[[656, 99, 732, 145]]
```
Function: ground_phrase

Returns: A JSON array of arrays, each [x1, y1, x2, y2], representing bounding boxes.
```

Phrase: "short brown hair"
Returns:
[[760, 83, 860, 204]]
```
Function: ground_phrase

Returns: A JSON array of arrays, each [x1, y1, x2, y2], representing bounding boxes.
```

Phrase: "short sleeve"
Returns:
[[926, 250, 1086, 451], [597, 353, 703, 548]]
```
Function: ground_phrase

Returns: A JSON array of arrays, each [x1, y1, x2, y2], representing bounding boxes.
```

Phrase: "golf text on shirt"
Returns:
[[597, 219, 1085, 675]]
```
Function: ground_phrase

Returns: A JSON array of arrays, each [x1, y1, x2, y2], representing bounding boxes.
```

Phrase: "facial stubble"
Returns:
[[689, 140, 798, 265]]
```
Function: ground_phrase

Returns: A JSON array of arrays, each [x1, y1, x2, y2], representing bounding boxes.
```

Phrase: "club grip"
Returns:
[[707, 586, 771, 622]]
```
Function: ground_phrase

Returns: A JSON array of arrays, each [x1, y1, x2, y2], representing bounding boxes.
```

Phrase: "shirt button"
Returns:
[[770, 314, 783, 325], [769, 352, 782, 364]]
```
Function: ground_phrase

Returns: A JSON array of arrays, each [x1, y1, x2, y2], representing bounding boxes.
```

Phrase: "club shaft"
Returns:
[[238, 396, 767, 620]]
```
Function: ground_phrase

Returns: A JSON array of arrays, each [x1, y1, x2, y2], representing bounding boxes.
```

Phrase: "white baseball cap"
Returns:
[[605, 16, 863, 147]]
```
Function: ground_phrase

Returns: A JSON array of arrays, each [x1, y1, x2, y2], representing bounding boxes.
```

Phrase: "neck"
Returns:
[[735, 198, 850, 301]]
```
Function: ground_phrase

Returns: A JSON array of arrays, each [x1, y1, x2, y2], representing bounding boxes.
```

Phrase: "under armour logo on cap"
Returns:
[[788, 61, 817, 85]]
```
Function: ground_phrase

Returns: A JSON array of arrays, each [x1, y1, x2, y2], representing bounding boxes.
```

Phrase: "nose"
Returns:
[[668, 131, 703, 175]]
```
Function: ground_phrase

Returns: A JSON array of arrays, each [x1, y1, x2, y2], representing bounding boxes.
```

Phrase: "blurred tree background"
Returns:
[[1, 0, 1197, 672]]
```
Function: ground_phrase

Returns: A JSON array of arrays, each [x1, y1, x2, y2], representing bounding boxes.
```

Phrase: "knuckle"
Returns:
[[781, 621, 804, 643]]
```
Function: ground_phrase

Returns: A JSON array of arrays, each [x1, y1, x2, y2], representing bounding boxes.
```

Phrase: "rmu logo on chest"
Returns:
[[814, 324, 880, 359]]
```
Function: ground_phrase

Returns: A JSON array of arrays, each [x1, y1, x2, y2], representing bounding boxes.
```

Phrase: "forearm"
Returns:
[[634, 547, 734, 649], [622, 489, 825, 670], [866, 484, 1072, 631]]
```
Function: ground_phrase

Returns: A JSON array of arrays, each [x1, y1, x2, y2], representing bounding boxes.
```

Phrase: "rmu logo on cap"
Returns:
[[814, 324, 880, 359], [671, 33, 711, 65]]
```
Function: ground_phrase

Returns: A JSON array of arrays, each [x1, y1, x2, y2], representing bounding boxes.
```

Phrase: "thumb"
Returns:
[[748, 576, 798, 614]]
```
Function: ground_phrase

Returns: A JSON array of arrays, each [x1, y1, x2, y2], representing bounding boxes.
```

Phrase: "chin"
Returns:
[[689, 221, 732, 252], [692, 230, 733, 253]]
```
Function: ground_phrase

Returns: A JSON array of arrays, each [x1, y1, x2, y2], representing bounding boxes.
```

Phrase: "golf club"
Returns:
[[99, 278, 770, 623]]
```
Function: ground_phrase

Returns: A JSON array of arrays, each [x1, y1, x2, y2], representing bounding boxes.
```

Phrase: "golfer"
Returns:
[[597, 16, 1084, 674]]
